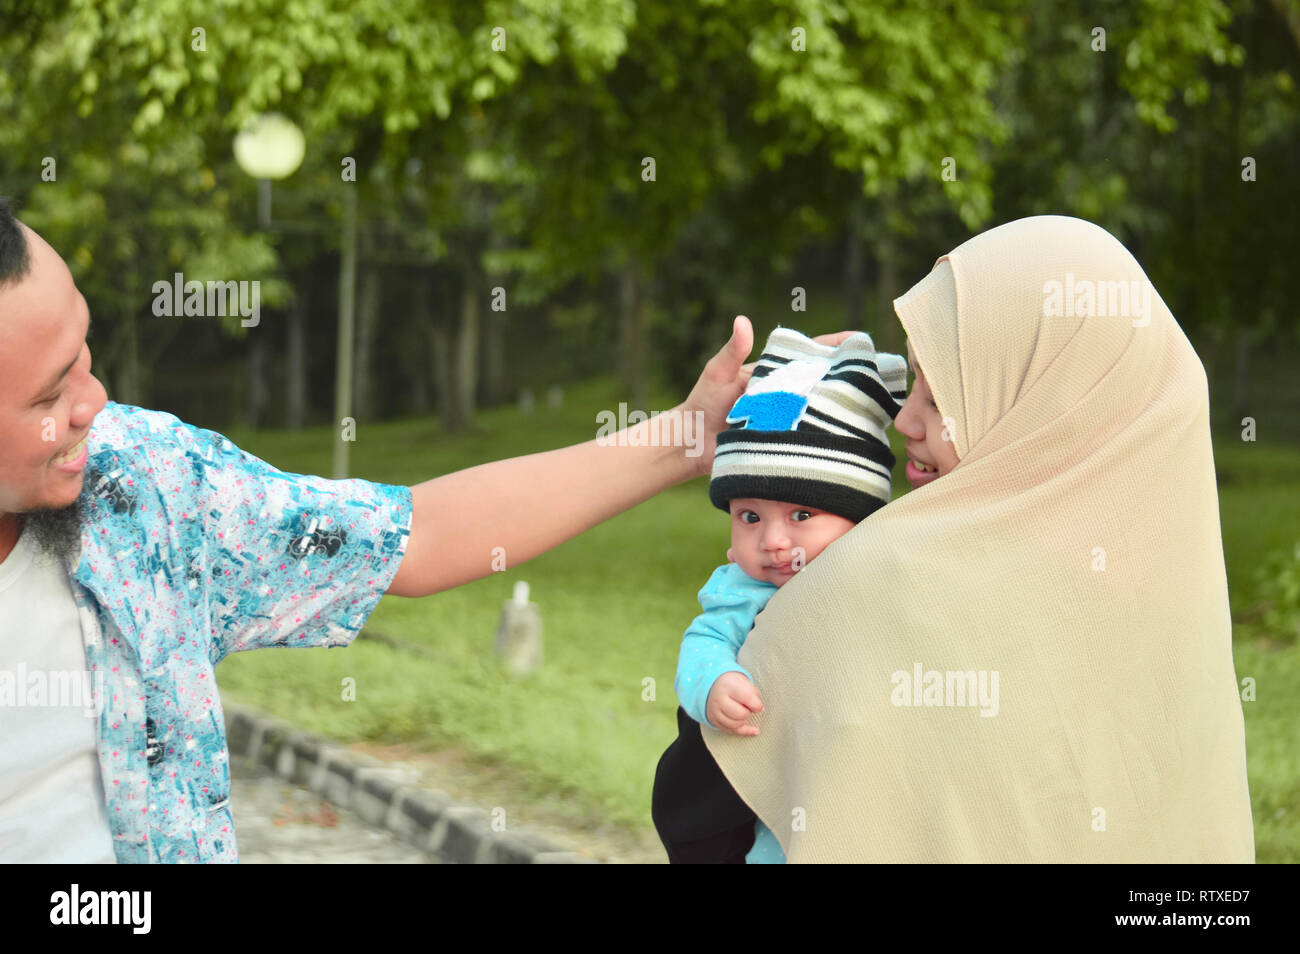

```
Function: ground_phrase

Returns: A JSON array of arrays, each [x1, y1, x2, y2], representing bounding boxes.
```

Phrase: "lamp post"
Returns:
[[234, 113, 357, 479], [334, 186, 357, 480], [232, 112, 305, 225]]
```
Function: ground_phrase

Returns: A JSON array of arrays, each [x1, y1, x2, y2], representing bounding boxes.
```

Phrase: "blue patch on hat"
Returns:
[[726, 391, 809, 431]]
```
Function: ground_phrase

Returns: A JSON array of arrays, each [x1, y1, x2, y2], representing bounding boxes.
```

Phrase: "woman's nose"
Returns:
[[894, 393, 922, 440]]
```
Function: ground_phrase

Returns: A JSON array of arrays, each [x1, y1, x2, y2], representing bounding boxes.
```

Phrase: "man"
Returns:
[[0, 196, 856, 862]]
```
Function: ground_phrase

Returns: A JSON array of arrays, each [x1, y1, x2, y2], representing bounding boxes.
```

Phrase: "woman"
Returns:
[[701, 215, 1255, 862]]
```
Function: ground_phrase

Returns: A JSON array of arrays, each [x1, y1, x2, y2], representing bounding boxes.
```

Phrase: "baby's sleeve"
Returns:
[[674, 563, 772, 729]]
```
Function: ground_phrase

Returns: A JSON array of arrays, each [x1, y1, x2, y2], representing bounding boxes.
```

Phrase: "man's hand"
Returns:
[[680, 316, 861, 478], [706, 671, 764, 736]]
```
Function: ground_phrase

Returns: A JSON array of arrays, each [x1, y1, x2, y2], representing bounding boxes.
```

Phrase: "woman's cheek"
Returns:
[[936, 430, 961, 472]]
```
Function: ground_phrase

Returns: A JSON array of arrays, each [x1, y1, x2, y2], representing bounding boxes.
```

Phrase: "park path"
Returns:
[[229, 755, 440, 863], [224, 712, 669, 863]]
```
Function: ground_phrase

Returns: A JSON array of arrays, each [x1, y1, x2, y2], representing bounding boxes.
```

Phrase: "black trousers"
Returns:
[[651, 705, 757, 863]]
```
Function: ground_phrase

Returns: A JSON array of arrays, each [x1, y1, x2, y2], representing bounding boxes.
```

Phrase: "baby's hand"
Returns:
[[706, 672, 764, 736]]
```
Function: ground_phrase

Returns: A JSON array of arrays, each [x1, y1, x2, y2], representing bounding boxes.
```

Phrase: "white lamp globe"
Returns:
[[233, 112, 306, 180]]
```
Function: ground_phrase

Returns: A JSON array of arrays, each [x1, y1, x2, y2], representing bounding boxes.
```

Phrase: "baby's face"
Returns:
[[727, 498, 857, 586], [894, 340, 960, 489]]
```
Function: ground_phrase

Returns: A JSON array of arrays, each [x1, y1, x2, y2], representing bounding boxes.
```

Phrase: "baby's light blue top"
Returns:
[[674, 561, 787, 864], [674, 561, 778, 730]]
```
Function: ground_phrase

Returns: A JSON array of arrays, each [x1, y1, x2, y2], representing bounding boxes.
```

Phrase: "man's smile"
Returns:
[[51, 433, 89, 470]]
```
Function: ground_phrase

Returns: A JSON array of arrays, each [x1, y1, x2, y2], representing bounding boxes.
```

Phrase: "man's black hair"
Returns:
[[0, 195, 31, 288]]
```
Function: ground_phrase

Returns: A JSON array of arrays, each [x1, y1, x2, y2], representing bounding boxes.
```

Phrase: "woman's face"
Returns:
[[893, 340, 959, 489]]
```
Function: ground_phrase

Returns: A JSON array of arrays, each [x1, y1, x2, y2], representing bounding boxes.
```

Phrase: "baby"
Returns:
[[652, 326, 908, 864]]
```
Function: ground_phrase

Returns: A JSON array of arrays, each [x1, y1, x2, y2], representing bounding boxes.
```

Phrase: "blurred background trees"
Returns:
[[1, 0, 1295, 437]]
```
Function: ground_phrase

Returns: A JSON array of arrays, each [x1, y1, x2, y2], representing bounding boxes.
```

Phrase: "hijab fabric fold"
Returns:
[[703, 215, 1254, 862]]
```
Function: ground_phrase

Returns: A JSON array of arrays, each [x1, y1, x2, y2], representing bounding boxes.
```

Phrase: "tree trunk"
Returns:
[[355, 264, 382, 421], [246, 331, 267, 428], [619, 262, 649, 413], [482, 292, 507, 407], [873, 194, 901, 353], [1232, 324, 1251, 425], [116, 274, 143, 405], [403, 273, 431, 415], [333, 185, 358, 478], [286, 280, 307, 430], [421, 270, 457, 433], [844, 192, 865, 331], [877, 248, 899, 351], [409, 351, 431, 414], [454, 272, 480, 429], [432, 318, 454, 431]]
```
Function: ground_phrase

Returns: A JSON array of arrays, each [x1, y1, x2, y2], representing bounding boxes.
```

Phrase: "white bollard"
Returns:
[[494, 580, 542, 677]]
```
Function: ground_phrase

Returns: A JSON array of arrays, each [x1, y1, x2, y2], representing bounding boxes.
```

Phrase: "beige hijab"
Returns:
[[704, 215, 1254, 862]]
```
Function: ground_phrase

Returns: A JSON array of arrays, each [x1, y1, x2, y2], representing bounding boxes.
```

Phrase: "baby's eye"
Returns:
[[928, 398, 939, 409], [740, 511, 759, 524], [792, 510, 813, 521]]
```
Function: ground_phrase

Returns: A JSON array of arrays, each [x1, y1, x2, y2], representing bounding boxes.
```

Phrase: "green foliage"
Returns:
[[1120, 0, 1243, 132], [1254, 542, 1300, 645], [2, 0, 1292, 411], [744, 0, 1021, 228]]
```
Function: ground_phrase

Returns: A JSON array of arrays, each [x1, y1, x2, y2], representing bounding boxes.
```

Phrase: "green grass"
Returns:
[[1210, 438, 1300, 863], [1230, 639, 1300, 863], [214, 374, 1300, 860]]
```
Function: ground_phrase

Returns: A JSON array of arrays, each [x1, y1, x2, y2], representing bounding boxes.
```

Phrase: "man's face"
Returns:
[[0, 223, 108, 516]]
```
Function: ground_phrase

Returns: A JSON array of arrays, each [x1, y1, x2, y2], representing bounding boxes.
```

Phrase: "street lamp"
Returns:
[[233, 112, 306, 226], [234, 112, 358, 480]]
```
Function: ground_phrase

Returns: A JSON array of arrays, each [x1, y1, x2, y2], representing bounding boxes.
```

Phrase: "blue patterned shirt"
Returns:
[[60, 402, 412, 863]]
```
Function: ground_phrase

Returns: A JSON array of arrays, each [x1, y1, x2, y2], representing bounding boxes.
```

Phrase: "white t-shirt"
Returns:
[[0, 520, 117, 862]]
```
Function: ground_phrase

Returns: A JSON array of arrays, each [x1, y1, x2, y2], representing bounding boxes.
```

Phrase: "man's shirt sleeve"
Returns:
[[166, 420, 413, 664], [674, 563, 775, 729]]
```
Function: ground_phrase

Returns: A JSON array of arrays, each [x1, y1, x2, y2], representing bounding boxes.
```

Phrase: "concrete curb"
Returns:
[[224, 703, 595, 864]]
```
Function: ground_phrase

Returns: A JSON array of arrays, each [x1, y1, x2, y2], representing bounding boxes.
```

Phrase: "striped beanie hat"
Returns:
[[709, 326, 908, 523]]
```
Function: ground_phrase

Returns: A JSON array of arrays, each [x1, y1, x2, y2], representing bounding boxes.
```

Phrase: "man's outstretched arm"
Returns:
[[386, 317, 857, 599], [387, 407, 699, 597]]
